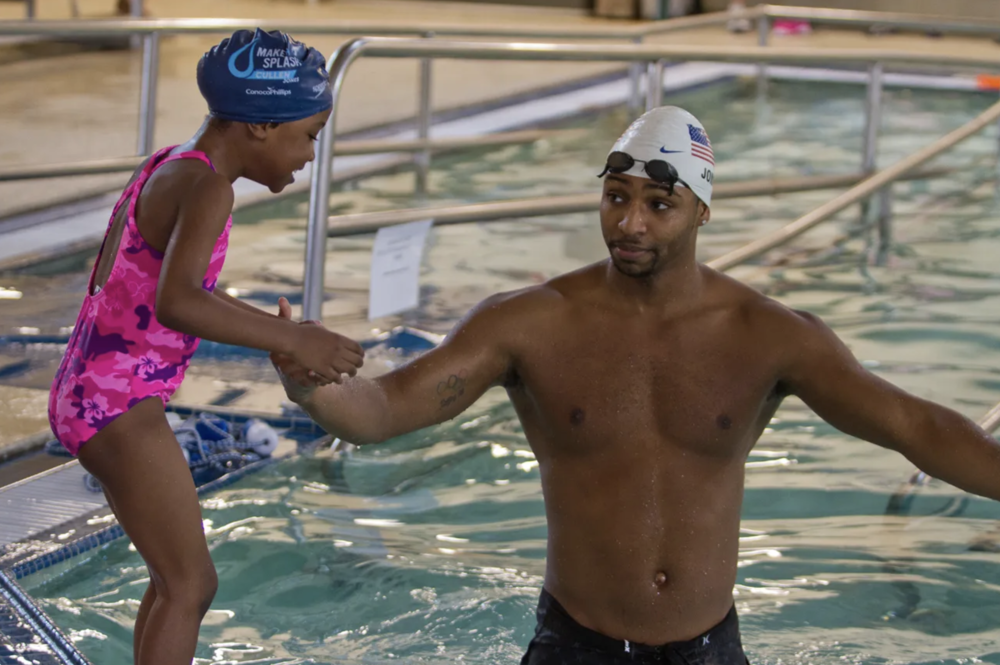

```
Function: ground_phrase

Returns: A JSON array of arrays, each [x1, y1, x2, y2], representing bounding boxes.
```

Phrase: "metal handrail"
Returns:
[[981, 400, 1000, 433], [301, 35, 1000, 319], [321, 168, 954, 238], [0, 130, 584, 183], [0, 11, 740, 39], [706, 98, 1000, 272], [342, 39, 1000, 69]]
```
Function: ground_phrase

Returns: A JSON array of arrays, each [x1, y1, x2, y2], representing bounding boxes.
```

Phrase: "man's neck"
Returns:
[[604, 255, 705, 315]]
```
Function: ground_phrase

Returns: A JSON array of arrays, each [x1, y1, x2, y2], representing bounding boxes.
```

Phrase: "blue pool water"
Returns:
[[9, 78, 1000, 664]]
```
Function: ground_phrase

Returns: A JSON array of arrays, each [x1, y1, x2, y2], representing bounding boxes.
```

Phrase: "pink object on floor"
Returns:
[[773, 19, 812, 36]]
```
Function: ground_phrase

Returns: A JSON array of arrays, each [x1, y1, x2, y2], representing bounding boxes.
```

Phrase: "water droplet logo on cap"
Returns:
[[227, 35, 300, 82], [228, 38, 258, 79]]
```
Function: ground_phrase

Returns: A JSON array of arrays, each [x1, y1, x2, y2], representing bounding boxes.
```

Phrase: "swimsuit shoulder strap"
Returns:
[[153, 149, 218, 172]]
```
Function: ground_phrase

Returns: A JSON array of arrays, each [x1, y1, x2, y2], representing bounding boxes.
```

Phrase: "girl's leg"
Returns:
[[79, 397, 217, 665], [99, 489, 157, 665], [133, 583, 158, 663]]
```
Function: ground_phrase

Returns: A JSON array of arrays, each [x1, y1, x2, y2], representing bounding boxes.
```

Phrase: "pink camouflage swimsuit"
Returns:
[[49, 146, 232, 456]]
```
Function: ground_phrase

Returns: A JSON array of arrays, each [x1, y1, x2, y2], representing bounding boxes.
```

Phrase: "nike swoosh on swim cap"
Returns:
[[659, 148, 684, 154]]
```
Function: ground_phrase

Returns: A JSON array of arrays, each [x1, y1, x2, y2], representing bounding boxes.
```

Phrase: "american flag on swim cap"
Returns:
[[688, 124, 714, 165]]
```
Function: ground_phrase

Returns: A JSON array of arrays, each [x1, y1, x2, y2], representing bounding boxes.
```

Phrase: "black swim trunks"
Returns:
[[520, 589, 751, 664]]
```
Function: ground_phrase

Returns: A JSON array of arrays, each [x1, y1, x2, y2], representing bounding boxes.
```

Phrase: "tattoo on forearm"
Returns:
[[437, 370, 468, 409]]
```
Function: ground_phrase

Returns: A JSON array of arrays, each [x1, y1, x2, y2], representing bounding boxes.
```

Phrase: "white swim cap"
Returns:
[[608, 106, 714, 207]]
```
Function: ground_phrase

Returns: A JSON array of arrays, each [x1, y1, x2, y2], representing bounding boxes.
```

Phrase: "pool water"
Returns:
[[11, 78, 1000, 664]]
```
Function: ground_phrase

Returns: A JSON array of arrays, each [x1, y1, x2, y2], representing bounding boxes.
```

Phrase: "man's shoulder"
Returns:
[[703, 268, 828, 338], [465, 264, 600, 331], [470, 281, 570, 323]]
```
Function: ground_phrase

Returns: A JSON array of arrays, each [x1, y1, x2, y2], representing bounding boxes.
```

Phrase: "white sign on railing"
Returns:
[[368, 219, 434, 321]]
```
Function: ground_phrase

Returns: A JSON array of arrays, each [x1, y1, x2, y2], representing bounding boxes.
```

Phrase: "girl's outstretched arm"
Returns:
[[156, 171, 363, 383], [213, 289, 283, 320]]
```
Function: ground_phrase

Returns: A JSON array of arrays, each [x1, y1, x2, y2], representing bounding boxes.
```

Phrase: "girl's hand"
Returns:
[[289, 324, 364, 384], [271, 298, 364, 390], [271, 298, 321, 402]]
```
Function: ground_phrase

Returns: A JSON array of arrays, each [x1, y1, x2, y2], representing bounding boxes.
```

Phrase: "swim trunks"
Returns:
[[48, 146, 232, 456], [521, 589, 750, 664]]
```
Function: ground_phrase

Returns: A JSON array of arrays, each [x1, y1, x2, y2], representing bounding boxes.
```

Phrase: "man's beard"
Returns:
[[609, 246, 661, 279]]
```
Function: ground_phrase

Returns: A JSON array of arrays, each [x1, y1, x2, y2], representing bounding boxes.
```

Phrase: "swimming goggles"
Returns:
[[598, 151, 689, 193]]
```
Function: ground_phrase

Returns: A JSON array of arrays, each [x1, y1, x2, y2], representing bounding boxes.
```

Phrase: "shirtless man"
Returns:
[[272, 106, 1000, 664]]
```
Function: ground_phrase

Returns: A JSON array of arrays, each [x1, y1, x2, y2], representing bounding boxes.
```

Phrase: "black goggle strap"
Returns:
[[597, 152, 634, 178], [597, 164, 691, 196], [599, 152, 679, 184]]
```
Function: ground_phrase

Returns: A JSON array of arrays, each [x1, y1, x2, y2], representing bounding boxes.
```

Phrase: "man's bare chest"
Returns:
[[508, 324, 781, 458]]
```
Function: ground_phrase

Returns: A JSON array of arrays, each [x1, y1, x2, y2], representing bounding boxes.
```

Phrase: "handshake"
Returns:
[[270, 297, 364, 398]]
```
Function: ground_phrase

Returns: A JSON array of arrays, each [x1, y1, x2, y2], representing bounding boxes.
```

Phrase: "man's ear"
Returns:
[[698, 201, 711, 226]]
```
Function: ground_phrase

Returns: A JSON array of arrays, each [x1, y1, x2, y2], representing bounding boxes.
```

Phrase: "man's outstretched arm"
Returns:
[[778, 308, 1000, 502], [273, 293, 517, 445]]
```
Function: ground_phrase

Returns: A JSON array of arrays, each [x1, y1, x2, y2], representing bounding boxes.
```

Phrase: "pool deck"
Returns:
[[0, 462, 106, 550]]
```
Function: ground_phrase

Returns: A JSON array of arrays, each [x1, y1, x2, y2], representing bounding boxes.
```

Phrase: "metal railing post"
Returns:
[[756, 14, 770, 98], [303, 127, 337, 323], [876, 186, 893, 265], [645, 59, 664, 111], [130, 0, 143, 49], [862, 62, 885, 249], [136, 32, 160, 157], [25, 0, 35, 19], [415, 32, 434, 196], [862, 63, 884, 175], [628, 35, 644, 113], [303, 39, 368, 322]]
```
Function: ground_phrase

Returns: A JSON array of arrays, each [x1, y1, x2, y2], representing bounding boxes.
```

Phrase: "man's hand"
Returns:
[[270, 297, 359, 403], [265, 289, 520, 445]]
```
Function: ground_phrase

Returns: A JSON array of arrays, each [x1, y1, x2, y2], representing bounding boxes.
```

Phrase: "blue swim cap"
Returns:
[[197, 29, 333, 124]]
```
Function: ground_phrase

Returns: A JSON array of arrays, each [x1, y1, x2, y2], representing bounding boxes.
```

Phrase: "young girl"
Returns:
[[48, 29, 362, 665]]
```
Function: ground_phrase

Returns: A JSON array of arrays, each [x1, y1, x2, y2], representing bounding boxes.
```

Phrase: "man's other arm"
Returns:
[[777, 308, 1000, 502]]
